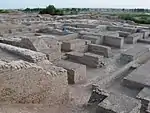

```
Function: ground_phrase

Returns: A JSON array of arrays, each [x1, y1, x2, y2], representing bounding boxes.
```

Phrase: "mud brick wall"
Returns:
[[103, 35, 124, 48], [79, 35, 102, 44], [0, 37, 22, 47], [0, 37, 62, 62], [107, 26, 138, 33], [54, 60, 86, 84], [61, 39, 90, 52], [0, 60, 69, 106], [58, 33, 78, 41], [126, 33, 144, 44], [97, 93, 141, 113], [88, 44, 112, 57], [120, 46, 149, 64], [67, 52, 105, 68], [118, 31, 131, 38], [140, 30, 150, 39], [64, 23, 97, 28], [0, 43, 47, 63]]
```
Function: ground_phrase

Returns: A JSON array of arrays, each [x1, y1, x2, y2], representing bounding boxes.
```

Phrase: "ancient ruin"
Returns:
[[0, 10, 150, 113]]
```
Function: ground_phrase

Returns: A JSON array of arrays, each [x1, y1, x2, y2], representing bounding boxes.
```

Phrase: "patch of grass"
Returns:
[[112, 13, 150, 24]]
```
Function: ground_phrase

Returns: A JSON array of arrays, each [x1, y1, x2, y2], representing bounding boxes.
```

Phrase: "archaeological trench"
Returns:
[[0, 13, 150, 113]]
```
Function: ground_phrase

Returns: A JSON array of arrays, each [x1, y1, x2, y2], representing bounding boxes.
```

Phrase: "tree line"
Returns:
[[122, 8, 150, 12], [23, 5, 90, 15], [0, 9, 9, 13]]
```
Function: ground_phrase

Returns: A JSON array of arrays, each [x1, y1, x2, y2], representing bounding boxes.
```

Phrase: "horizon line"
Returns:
[[2, 7, 150, 10]]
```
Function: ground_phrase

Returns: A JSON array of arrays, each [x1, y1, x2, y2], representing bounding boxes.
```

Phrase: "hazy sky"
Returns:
[[1, 0, 150, 9]]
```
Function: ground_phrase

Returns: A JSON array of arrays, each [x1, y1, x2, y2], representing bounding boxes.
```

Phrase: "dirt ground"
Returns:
[[1, 42, 149, 113]]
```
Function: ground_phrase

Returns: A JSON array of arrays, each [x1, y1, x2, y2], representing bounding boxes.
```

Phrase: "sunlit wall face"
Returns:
[[1, 0, 150, 9]]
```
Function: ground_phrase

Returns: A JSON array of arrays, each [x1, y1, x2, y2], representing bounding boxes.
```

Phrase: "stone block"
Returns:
[[138, 39, 150, 44], [126, 33, 144, 44], [123, 60, 150, 89], [96, 93, 141, 113], [103, 35, 124, 48], [82, 52, 105, 68], [46, 50, 61, 62], [67, 52, 105, 68], [88, 44, 112, 57], [118, 31, 131, 37], [140, 30, 150, 39], [54, 60, 86, 84], [67, 51, 83, 62], [61, 39, 90, 52], [120, 46, 149, 64]]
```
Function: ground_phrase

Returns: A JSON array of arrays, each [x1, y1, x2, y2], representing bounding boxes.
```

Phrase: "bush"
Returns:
[[117, 13, 150, 24], [0, 10, 9, 13], [24, 8, 43, 12], [39, 5, 64, 15]]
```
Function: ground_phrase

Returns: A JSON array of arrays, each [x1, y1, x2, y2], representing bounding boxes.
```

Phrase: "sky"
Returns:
[[1, 0, 150, 9]]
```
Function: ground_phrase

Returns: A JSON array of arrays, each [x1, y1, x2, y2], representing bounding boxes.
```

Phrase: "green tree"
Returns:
[[39, 5, 56, 14], [55, 9, 64, 15], [122, 8, 125, 12], [24, 8, 30, 12], [39, 5, 64, 15], [65, 8, 70, 12], [71, 8, 76, 12]]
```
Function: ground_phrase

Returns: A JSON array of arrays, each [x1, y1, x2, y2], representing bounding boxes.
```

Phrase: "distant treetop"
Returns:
[[23, 5, 90, 15], [39, 5, 64, 15], [23, 8, 43, 12]]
